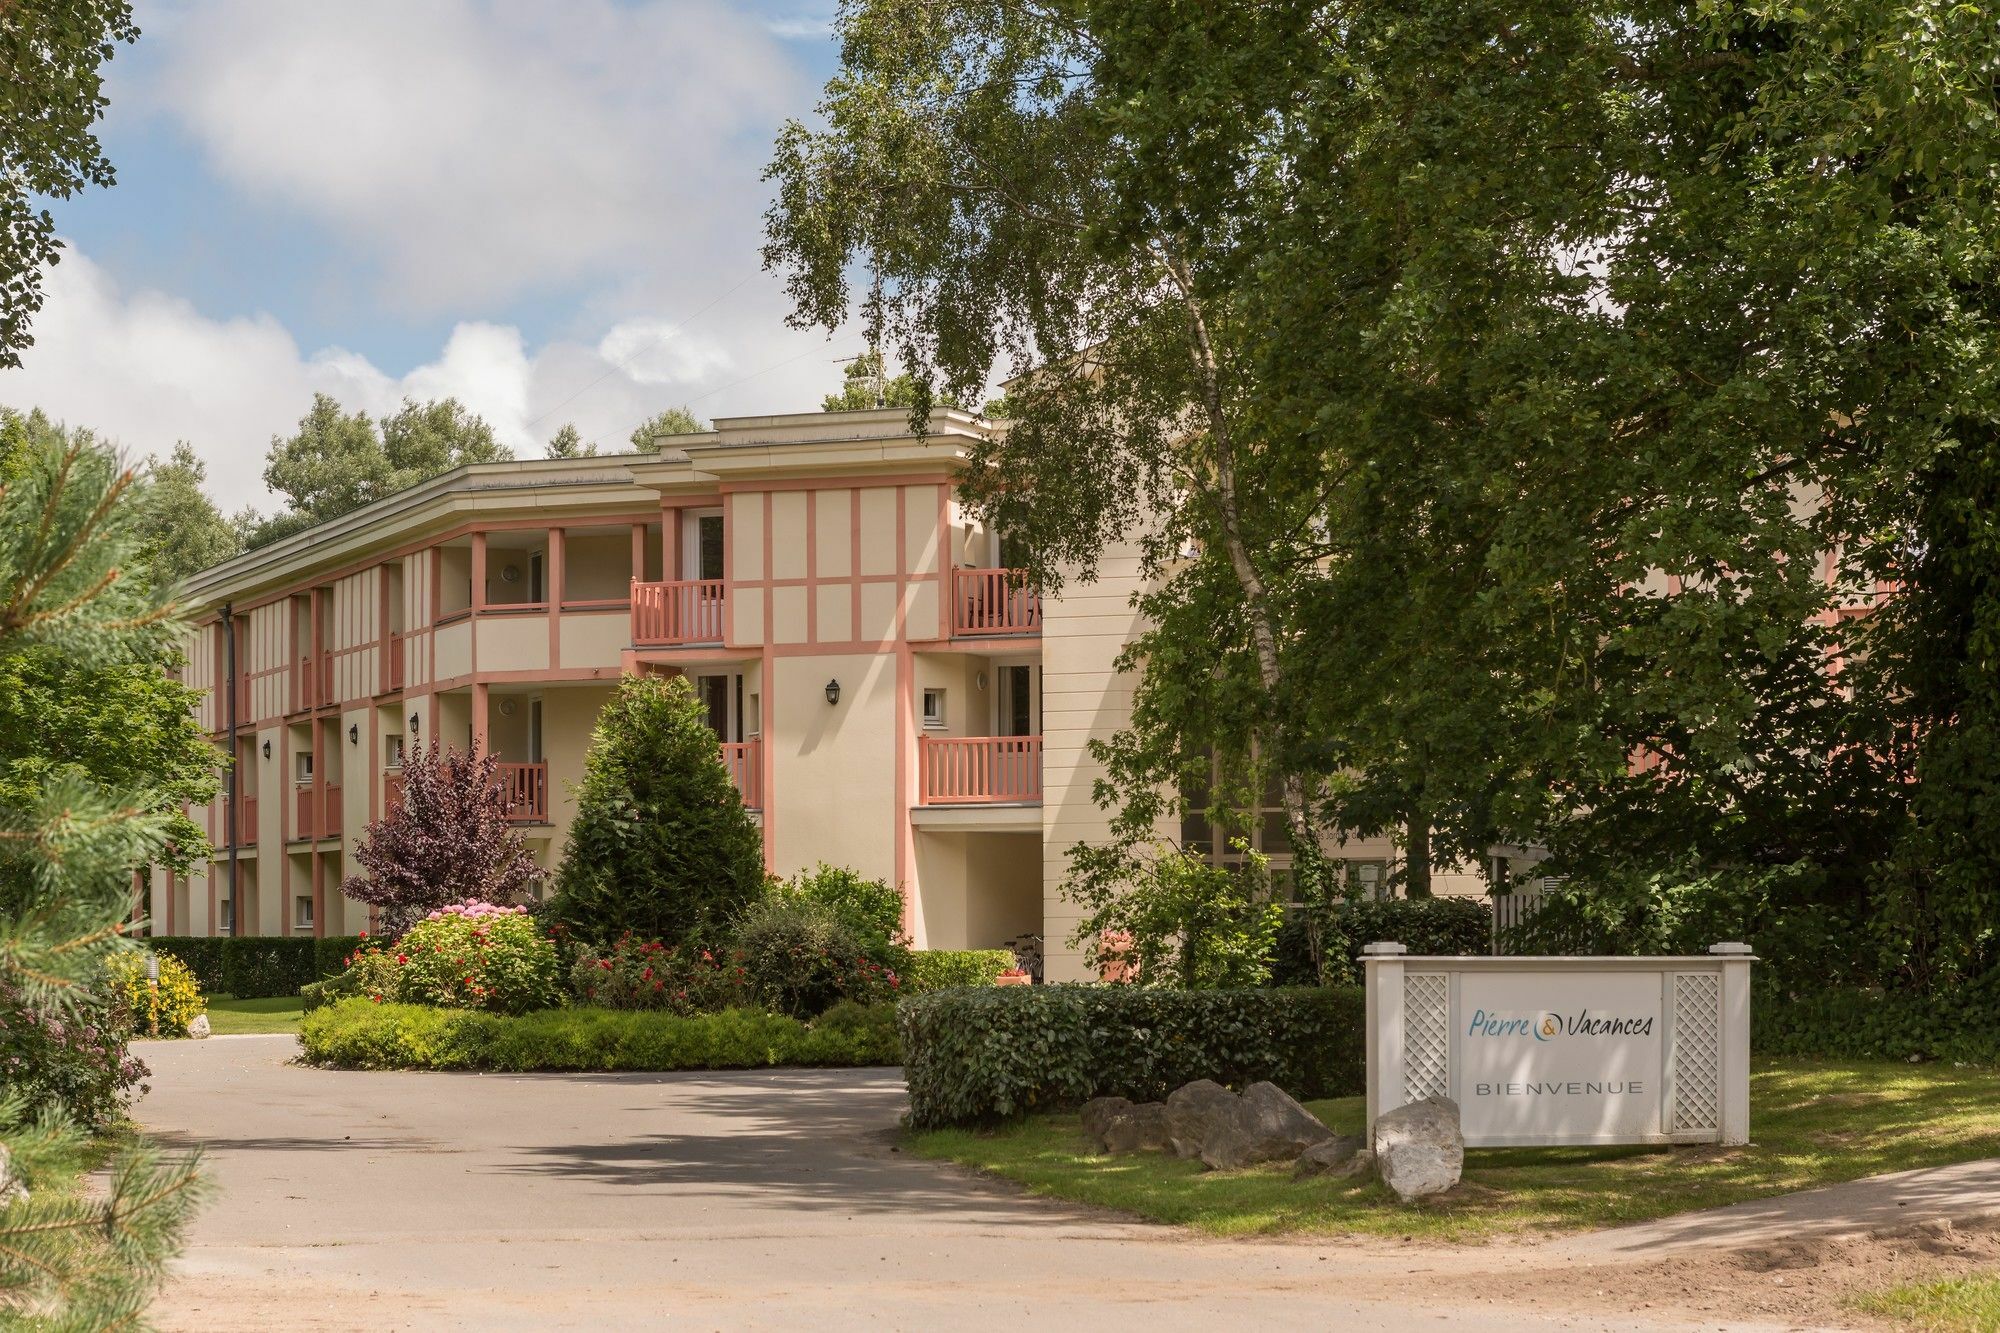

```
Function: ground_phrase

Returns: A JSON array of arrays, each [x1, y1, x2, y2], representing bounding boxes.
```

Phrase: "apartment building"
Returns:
[[148, 408, 1182, 980]]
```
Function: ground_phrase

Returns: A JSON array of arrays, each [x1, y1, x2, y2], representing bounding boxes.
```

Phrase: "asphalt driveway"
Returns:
[[132, 1035, 1774, 1331]]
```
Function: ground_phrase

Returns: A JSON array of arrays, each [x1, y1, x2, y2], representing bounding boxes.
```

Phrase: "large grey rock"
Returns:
[[1100, 1101, 1172, 1155], [1165, 1079, 1239, 1159], [1079, 1096, 1134, 1149], [1372, 1096, 1463, 1201], [187, 1013, 211, 1040], [1291, 1134, 1367, 1180], [0, 1144, 25, 1209], [1198, 1081, 1335, 1171]]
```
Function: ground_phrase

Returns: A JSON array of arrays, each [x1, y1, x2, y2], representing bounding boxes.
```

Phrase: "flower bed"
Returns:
[[299, 997, 900, 1071]]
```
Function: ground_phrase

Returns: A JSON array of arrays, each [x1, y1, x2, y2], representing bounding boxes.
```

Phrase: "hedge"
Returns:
[[147, 935, 364, 999], [299, 999, 901, 1071], [897, 985, 1366, 1128], [1752, 981, 2000, 1065], [903, 949, 1016, 993], [1271, 897, 1491, 985]]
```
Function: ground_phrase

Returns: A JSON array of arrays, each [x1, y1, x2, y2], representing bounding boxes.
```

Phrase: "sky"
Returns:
[[0, 0, 863, 512]]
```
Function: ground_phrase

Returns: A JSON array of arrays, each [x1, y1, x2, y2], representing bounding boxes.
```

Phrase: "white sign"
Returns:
[[1363, 943, 1754, 1148]]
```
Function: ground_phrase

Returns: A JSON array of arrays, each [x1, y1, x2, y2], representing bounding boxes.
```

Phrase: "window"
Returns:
[[295, 896, 315, 929], [295, 751, 314, 782], [746, 692, 761, 739], [922, 688, 946, 729], [218, 899, 234, 933], [683, 510, 725, 581], [385, 735, 404, 768], [1347, 860, 1390, 899]]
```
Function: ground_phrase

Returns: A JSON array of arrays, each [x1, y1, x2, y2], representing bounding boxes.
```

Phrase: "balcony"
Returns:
[[294, 653, 333, 711], [495, 762, 549, 823], [292, 783, 343, 840], [387, 632, 407, 690], [918, 735, 1043, 805], [953, 568, 1039, 637], [721, 741, 760, 809], [225, 795, 258, 847], [632, 579, 725, 647]]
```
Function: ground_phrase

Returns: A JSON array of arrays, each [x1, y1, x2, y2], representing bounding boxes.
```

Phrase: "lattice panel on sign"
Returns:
[[1404, 973, 1450, 1103], [1672, 973, 1722, 1132]]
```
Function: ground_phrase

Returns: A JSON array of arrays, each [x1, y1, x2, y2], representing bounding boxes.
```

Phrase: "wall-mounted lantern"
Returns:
[[824, 678, 841, 707], [349, 723, 360, 746], [261, 739, 271, 759], [409, 713, 420, 738]]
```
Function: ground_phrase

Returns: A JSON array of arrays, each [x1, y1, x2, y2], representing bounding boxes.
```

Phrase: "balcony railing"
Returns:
[[720, 741, 760, 809], [632, 579, 725, 646], [387, 632, 406, 690], [495, 762, 548, 823], [295, 653, 334, 711], [225, 795, 258, 846], [918, 735, 1043, 805], [953, 568, 1040, 637]]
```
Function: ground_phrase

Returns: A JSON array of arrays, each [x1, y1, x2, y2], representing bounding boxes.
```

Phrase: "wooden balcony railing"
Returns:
[[226, 795, 258, 846], [918, 735, 1043, 805], [293, 783, 317, 840], [495, 762, 548, 823], [322, 784, 342, 837], [720, 741, 760, 809], [952, 568, 1040, 636], [631, 579, 726, 646], [387, 632, 406, 690], [295, 653, 334, 711]]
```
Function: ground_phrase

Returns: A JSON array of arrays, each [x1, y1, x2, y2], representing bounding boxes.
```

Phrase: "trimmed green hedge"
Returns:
[[1753, 982, 2000, 1065], [300, 1000, 900, 1071], [1272, 897, 1491, 985], [897, 985, 1366, 1128], [903, 949, 1016, 993], [148, 935, 364, 999]]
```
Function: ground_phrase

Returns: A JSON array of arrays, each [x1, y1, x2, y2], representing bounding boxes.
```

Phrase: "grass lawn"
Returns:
[[905, 1059, 2000, 1242], [1852, 1275, 2000, 1331], [205, 995, 305, 1036]]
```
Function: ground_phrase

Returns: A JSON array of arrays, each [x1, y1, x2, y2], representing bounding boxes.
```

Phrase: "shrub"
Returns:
[[221, 937, 319, 999], [299, 998, 901, 1071], [145, 936, 225, 992], [108, 952, 206, 1038], [546, 675, 765, 947], [1751, 973, 2000, 1065], [569, 935, 751, 1014], [1271, 896, 1493, 985], [341, 743, 545, 936], [315, 935, 365, 981], [1067, 842, 1283, 988], [394, 903, 565, 1014], [897, 985, 1366, 1128], [0, 981, 147, 1128], [776, 863, 907, 948], [731, 896, 904, 1018], [903, 950, 1016, 993], [301, 950, 404, 1013]]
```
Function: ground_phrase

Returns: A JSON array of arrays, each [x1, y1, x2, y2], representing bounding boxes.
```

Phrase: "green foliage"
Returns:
[[897, 986, 1366, 1128], [139, 442, 244, 585], [903, 949, 1015, 993], [299, 998, 901, 1072], [1272, 897, 1493, 986], [545, 423, 593, 458], [393, 905, 564, 1014], [0, 0, 137, 367], [146, 936, 224, 992], [302, 950, 403, 1013], [316, 934, 365, 981], [568, 935, 751, 1014], [245, 393, 512, 548], [547, 674, 766, 947], [629, 407, 707, 449], [0, 982, 146, 1127], [730, 896, 905, 1018], [1066, 842, 1282, 988], [821, 352, 922, 412], [149, 935, 359, 997], [775, 862, 907, 949], [110, 951, 205, 1038]]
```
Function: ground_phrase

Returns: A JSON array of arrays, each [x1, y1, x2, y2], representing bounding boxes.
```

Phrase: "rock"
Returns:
[[187, 1013, 211, 1040], [1100, 1102, 1172, 1155], [0, 1145, 25, 1210], [1291, 1134, 1367, 1179], [1197, 1081, 1335, 1171], [1372, 1096, 1464, 1202], [1165, 1079, 1239, 1159], [1079, 1096, 1134, 1150]]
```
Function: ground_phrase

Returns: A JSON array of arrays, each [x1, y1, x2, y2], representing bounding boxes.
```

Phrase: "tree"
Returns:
[[0, 429, 206, 1324], [248, 394, 513, 548], [822, 351, 920, 412], [629, 407, 706, 450], [339, 743, 545, 936], [140, 443, 244, 584], [0, 1, 138, 367], [546, 674, 765, 946], [546, 423, 594, 458], [1066, 841, 1282, 989]]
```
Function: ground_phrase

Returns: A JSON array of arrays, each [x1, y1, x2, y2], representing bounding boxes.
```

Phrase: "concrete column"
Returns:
[[1712, 942, 1756, 1145], [470, 532, 487, 610], [1362, 941, 1407, 1137]]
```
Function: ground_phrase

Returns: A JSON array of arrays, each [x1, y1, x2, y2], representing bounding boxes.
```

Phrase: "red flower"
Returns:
[[396, 954, 408, 964]]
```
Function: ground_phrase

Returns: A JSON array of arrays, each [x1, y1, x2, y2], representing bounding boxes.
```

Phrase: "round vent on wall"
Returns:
[[501, 564, 522, 583]]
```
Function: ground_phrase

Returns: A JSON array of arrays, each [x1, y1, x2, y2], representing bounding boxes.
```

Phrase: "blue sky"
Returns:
[[0, 1, 862, 510]]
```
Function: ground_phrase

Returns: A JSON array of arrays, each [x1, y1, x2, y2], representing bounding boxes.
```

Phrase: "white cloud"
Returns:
[[139, 0, 803, 312], [0, 248, 849, 511]]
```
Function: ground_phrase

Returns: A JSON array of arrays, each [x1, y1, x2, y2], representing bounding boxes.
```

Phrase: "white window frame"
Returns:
[[922, 687, 947, 730]]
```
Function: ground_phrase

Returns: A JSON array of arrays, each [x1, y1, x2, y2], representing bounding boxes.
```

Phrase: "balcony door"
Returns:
[[997, 663, 1040, 737], [682, 510, 725, 582], [696, 672, 743, 743]]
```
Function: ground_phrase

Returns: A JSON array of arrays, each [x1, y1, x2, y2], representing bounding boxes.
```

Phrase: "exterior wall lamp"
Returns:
[[349, 723, 360, 746], [261, 739, 271, 758], [409, 713, 420, 738], [824, 678, 841, 706]]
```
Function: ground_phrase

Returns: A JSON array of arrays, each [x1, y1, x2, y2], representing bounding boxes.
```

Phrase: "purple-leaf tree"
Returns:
[[340, 742, 546, 936]]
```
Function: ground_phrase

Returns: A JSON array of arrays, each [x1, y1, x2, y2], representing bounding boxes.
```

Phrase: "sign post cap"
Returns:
[[1360, 941, 1408, 956], [1709, 941, 1754, 956]]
